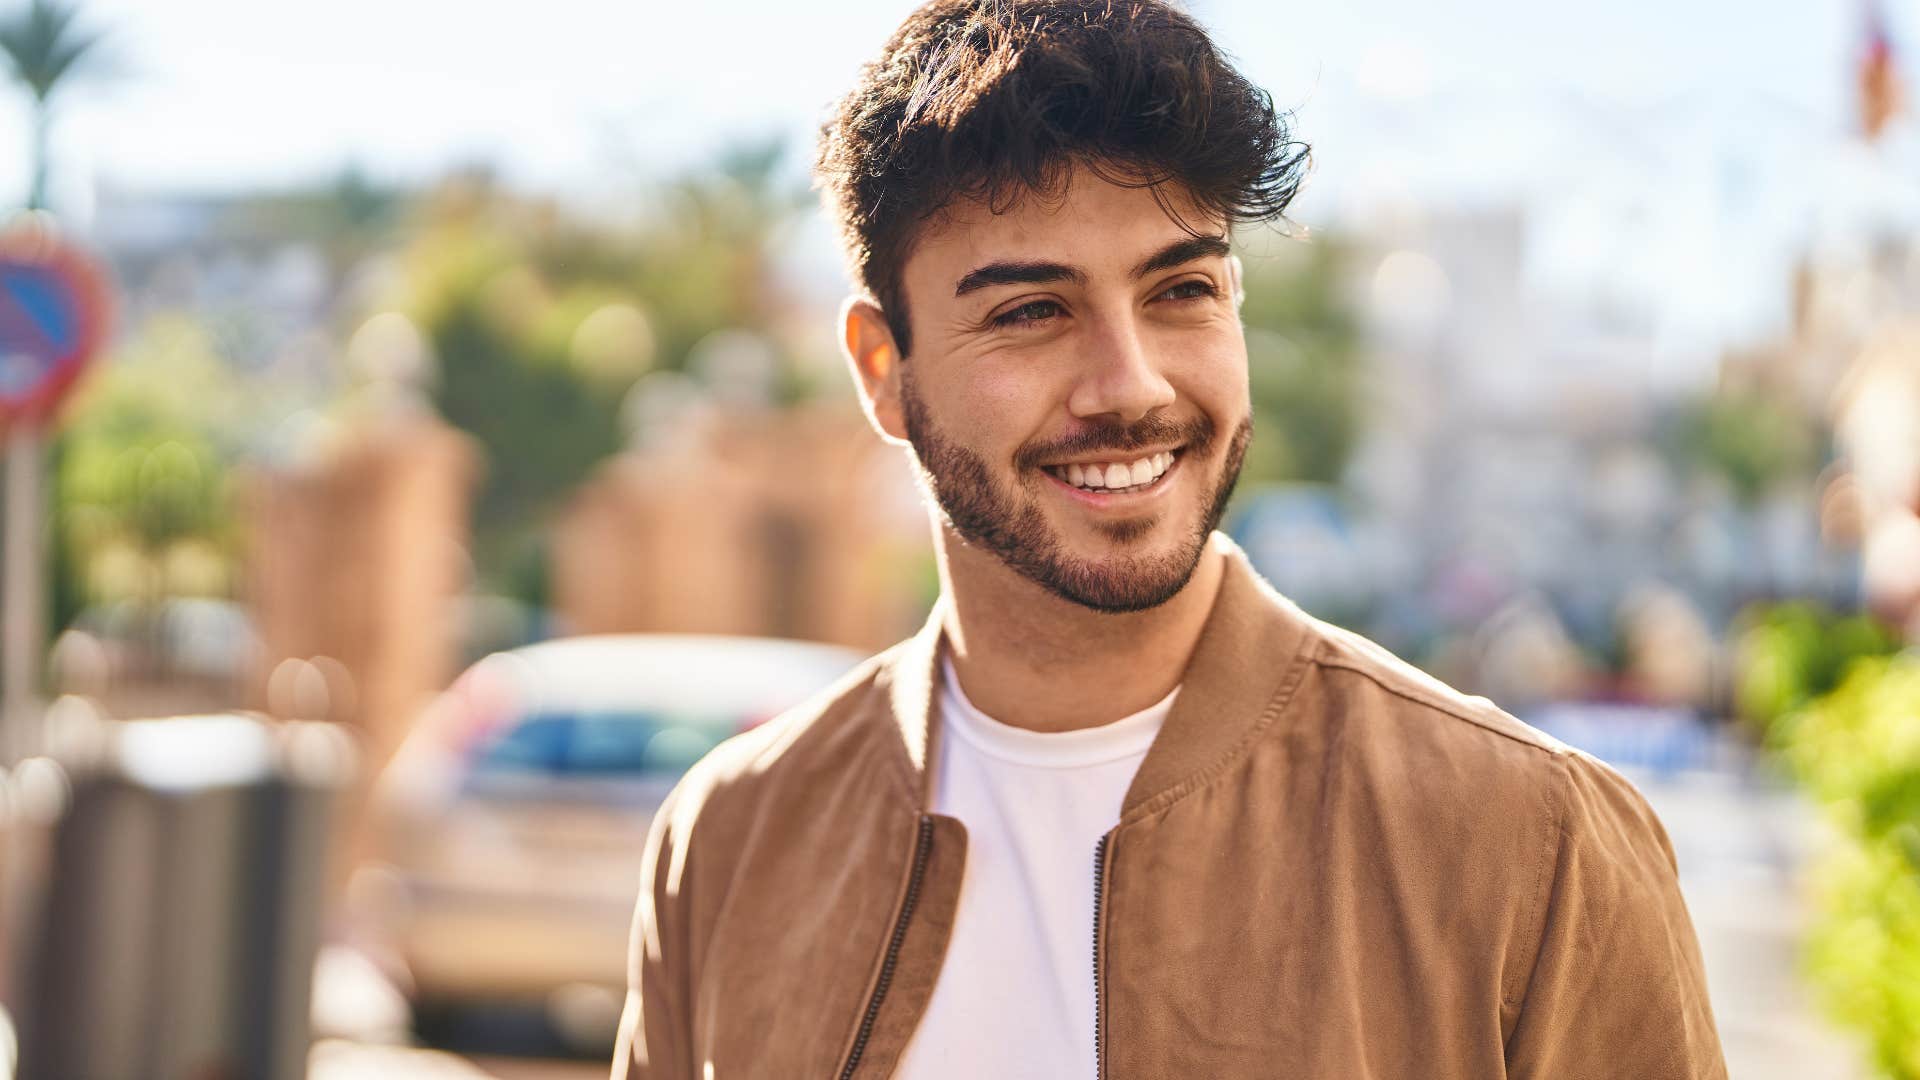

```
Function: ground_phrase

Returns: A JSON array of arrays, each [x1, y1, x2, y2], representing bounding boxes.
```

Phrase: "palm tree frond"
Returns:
[[34, 31, 102, 92], [0, 0, 104, 101]]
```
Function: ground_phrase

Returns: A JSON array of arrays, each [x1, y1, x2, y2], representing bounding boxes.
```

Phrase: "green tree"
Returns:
[[0, 0, 108, 210], [1666, 389, 1821, 508], [380, 143, 817, 600], [54, 316, 258, 610], [633, 136, 816, 386], [1235, 233, 1365, 488]]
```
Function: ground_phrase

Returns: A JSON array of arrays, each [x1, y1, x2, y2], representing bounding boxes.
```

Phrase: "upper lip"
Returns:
[[1040, 445, 1185, 468]]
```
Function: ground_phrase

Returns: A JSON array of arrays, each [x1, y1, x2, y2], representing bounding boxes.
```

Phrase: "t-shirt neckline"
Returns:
[[937, 653, 1176, 769]]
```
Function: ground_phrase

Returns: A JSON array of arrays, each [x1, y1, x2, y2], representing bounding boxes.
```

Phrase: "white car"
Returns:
[[351, 633, 865, 1051]]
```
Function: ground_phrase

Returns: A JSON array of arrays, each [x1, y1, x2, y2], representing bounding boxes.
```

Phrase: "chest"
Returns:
[[691, 794, 1531, 1080]]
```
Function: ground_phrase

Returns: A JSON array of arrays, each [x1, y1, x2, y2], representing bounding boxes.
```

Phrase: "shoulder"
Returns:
[[1300, 614, 1577, 796], [1307, 615, 1566, 756], [1294, 613, 1673, 867], [1286, 615, 1686, 996]]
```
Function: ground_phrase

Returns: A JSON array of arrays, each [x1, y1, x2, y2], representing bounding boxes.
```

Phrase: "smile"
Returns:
[[1041, 449, 1181, 497]]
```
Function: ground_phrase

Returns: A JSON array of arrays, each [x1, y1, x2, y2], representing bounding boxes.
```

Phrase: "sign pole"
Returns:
[[0, 220, 110, 765], [2, 422, 42, 764]]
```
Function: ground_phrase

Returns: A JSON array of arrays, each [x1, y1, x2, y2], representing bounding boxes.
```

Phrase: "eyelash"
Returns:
[[993, 299, 1061, 328], [1161, 279, 1221, 302], [989, 279, 1221, 329]]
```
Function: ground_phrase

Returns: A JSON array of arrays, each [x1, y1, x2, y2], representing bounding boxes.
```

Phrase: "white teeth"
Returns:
[[1050, 450, 1179, 492]]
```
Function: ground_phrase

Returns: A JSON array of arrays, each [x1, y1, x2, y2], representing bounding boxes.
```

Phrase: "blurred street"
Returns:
[[310, 1041, 602, 1080], [1634, 750, 1872, 1080]]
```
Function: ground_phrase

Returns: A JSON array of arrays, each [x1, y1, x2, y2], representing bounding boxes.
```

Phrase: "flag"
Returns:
[[1861, 0, 1903, 140]]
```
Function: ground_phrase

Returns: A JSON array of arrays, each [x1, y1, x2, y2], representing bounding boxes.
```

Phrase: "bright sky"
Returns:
[[0, 0, 1911, 349]]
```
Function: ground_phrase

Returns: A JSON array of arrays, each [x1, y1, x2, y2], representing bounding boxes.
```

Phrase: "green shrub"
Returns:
[[1736, 602, 1902, 740], [1777, 653, 1920, 1077]]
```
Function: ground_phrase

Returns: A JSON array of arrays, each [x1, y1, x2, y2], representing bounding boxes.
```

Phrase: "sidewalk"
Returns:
[[309, 1040, 604, 1079], [1629, 761, 1872, 1080]]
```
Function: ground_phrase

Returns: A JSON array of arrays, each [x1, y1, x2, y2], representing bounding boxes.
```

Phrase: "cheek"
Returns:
[[947, 359, 1070, 445], [1158, 333, 1249, 412]]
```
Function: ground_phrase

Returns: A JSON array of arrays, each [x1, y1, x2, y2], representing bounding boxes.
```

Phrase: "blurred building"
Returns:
[[1726, 238, 1920, 417], [88, 186, 348, 386], [1240, 202, 1858, 703], [1832, 322, 1920, 634], [1723, 89, 1920, 637]]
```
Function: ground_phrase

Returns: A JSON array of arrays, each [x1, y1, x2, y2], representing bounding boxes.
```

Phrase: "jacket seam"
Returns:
[[1504, 750, 1569, 1011], [1118, 621, 1319, 824], [1313, 654, 1560, 754], [828, 811, 926, 1076]]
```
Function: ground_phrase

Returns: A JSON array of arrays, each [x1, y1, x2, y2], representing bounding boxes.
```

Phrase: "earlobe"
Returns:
[[838, 296, 909, 444]]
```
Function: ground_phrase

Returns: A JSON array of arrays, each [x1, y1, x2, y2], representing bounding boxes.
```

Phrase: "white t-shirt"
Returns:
[[894, 653, 1178, 1079]]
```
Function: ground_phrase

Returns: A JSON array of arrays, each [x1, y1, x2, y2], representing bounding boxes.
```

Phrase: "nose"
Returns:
[[1065, 313, 1176, 424]]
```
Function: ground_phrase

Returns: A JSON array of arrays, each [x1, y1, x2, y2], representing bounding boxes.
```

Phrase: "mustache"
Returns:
[[1013, 412, 1217, 471]]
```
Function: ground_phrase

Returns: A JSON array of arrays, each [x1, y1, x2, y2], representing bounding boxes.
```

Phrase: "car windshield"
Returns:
[[470, 710, 736, 777]]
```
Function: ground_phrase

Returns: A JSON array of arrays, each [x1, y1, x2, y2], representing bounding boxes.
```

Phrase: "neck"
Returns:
[[935, 523, 1224, 733]]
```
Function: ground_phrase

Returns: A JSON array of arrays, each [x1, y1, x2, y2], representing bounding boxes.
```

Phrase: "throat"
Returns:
[[938, 540, 1225, 733]]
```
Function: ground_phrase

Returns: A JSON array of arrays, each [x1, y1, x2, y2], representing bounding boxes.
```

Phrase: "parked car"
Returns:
[[350, 633, 865, 1052]]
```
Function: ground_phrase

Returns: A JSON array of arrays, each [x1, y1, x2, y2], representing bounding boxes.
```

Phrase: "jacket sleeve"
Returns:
[[1503, 750, 1728, 1079], [612, 782, 696, 1080]]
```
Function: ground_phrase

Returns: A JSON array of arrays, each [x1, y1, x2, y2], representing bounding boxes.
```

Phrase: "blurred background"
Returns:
[[0, 0, 1915, 1076]]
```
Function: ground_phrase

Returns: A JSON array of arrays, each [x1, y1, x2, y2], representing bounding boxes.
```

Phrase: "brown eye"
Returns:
[[1160, 279, 1220, 302], [994, 300, 1062, 328]]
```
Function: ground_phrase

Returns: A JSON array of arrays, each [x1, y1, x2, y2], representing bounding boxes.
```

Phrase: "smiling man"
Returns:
[[613, 2, 1728, 1078]]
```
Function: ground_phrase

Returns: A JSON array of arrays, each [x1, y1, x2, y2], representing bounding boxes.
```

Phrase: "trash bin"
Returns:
[[10, 711, 355, 1080]]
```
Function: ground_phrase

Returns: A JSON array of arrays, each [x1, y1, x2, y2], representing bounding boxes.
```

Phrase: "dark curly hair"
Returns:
[[815, 0, 1309, 355]]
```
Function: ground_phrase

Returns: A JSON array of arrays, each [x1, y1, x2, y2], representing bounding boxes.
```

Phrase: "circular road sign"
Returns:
[[0, 223, 111, 430]]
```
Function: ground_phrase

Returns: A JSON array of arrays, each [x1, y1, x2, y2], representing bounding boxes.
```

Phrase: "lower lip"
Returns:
[[1041, 452, 1184, 508]]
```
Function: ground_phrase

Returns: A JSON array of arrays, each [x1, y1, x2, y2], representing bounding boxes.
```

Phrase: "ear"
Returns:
[[1226, 253, 1246, 311], [840, 295, 909, 444]]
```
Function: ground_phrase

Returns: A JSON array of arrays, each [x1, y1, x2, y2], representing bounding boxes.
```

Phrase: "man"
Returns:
[[614, 1, 1728, 1077]]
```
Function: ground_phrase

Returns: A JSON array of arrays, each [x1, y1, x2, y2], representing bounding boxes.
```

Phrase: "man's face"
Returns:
[[881, 162, 1253, 613]]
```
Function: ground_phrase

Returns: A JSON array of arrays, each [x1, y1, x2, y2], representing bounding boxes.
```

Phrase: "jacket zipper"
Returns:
[[839, 814, 936, 1080], [1092, 832, 1113, 1080]]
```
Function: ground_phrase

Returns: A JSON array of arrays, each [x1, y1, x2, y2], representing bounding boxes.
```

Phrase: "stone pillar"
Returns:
[[239, 411, 481, 884], [553, 404, 930, 652]]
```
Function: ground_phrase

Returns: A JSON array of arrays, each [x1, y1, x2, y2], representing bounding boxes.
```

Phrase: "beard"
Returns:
[[898, 363, 1252, 613]]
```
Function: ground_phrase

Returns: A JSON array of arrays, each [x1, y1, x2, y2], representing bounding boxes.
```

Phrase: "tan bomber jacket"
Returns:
[[613, 533, 1728, 1078]]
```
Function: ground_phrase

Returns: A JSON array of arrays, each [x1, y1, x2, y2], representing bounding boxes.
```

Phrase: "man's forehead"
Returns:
[[907, 172, 1227, 284]]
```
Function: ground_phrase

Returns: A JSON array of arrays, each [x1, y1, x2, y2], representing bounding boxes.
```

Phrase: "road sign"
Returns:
[[0, 225, 110, 430], [0, 221, 112, 765]]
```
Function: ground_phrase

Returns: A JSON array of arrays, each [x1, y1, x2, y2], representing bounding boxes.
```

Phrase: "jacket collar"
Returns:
[[884, 531, 1319, 817]]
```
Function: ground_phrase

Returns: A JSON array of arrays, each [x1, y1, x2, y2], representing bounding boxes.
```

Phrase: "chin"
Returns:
[[1019, 516, 1214, 613]]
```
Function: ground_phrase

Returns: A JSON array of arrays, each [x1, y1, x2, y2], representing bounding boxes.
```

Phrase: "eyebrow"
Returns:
[[951, 234, 1231, 298], [1131, 234, 1231, 278], [953, 260, 1086, 297]]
